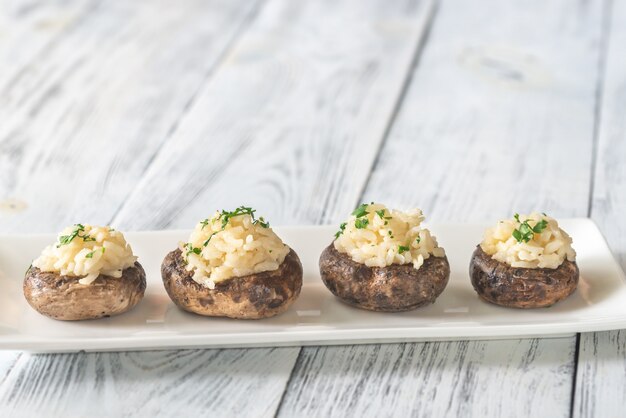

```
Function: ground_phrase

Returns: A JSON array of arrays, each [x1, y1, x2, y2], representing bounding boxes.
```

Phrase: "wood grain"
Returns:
[[0, 348, 298, 418], [279, 0, 606, 416], [362, 0, 603, 222], [0, 0, 262, 233], [112, 0, 436, 229], [0, 0, 263, 402], [0, 0, 437, 416], [574, 0, 626, 416], [278, 339, 575, 418]]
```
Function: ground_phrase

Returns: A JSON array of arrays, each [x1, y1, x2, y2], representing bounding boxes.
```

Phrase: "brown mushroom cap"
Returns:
[[469, 246, 579, 308], [319, 244, 450, 312], [161, 248, 303, 319], [23, 262, 146, 321]]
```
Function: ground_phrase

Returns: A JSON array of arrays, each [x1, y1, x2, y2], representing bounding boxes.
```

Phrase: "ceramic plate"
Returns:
[[0, 219, 624, 352]]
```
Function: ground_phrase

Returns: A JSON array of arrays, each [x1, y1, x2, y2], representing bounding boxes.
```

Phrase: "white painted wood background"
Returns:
[[0, 0, 622, 416]]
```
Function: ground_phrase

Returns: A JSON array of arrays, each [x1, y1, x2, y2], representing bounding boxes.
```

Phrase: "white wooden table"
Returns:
[[0, 0, 624, 416]]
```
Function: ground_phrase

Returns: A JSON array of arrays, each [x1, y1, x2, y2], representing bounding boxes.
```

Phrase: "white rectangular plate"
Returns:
[[0, 219, 624, 352]]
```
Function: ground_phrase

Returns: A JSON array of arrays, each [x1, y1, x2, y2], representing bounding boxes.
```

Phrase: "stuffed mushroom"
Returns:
[[24, 224, 146, 320], [470, 212, 579, 308], [319, 203, 450, 312], [161, 206, 302, 319]]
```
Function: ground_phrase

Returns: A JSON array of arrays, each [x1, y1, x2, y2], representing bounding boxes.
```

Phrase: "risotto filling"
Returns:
[[181, 207, 289, 289], [480, 212, 576, 269], [31, 224, 137, 285], [334, 203, 445, 270]]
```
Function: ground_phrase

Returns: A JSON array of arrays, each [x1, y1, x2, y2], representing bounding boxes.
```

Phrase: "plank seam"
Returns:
[[272, 348, 303, 418], [573, 0, 614, 416], [569, 333, 582, 418], [0, 353, 22, 388], [272, 2, 441, 413], [353, 0, 440, 205], [586, 0, 614, 219], [107, 0, 268, 226]]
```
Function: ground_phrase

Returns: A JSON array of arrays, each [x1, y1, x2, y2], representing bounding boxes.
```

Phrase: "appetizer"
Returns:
[[24, 224, 146, 320], [319, 203, 449, 312], [161, 207, 302, 319], [470, 212, 579, 308]]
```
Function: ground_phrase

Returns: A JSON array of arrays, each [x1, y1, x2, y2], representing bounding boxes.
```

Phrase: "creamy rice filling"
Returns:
[[333, 203, 445, 269], [480, 212, 576, 269], [181, 207, 289, 289], [32, 224, 137, 285]]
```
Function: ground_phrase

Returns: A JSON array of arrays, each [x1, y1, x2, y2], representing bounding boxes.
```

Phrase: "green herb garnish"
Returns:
[[203, 232, 218, 247], [398, 245, 410, 254], [85, 247, 105, 259], [375, 209, 386, 219], [354, 218, 369, 229], [335, 222, 347, 239], [195, 206, 271, 249], [57, 224, 95, 247], [185, 243, 202, 256], [217, 206, 269, 229], [416, 237, 421, 244], [512, 214, 549, 243], [352, 203, 369, 218], [257, 216, 270, 228]]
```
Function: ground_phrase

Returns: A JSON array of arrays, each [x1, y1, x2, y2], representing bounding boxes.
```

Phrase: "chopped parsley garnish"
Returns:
[[57, 224, 95, 247], [415, 236, 421, 244], [398, 245, 410, 254], [217, 206, 269, 229], [257, 216, 270, 228], [185, 243, 202, 256], [352, 203, 369, 218], [533, 219, 548, 232], [335, 222, 347, 239], [187, 206, 272, 251], [203, 232, 218, 247], [354, 218, 369, 229], [85, 247, 105, 259], [375, 209, 386, 219], [512, 213, 549, 243]]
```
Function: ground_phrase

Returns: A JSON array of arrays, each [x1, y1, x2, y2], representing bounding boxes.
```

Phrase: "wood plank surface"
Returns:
[[363, 0, 603, 221], [0, 0, 437, 416], [0, 0, 263, 400], [0, 348, 298, 418], [112, 0, 436, 229], [278, 339, 575, 418], [278, 0, 606, 416], [0, 0, 262, 233], [574, 0, 626, 416]]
